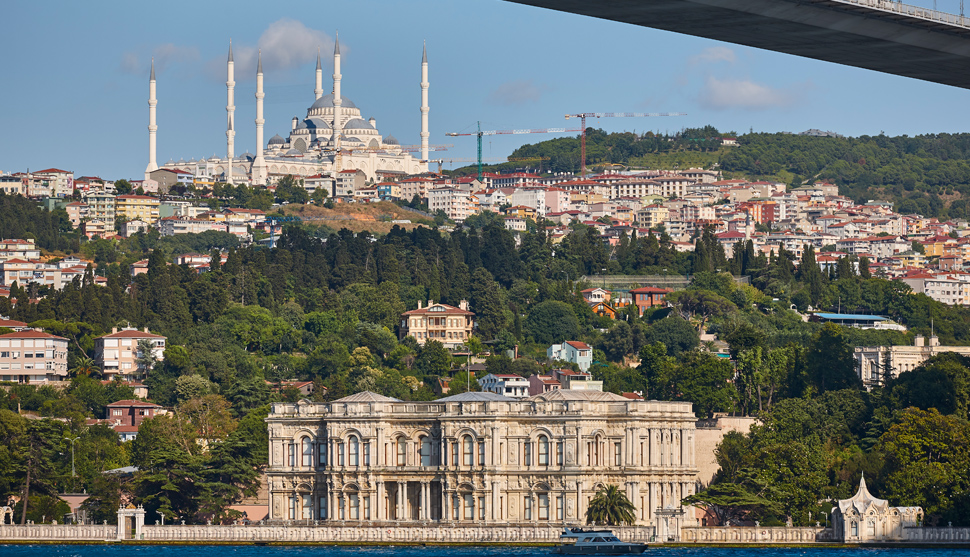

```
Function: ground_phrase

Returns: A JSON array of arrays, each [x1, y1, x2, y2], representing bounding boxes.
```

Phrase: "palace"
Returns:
[[265, 390, 698, 528], [147, 35, 430, 187]]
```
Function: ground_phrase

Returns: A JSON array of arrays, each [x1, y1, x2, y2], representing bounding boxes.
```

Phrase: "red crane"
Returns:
[[565, 112, 687, 178]]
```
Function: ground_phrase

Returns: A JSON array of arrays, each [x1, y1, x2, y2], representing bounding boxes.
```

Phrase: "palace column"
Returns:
[[375, 480, 384, 520], [397, 481, 406, 520], [491, 481, 499, 521]]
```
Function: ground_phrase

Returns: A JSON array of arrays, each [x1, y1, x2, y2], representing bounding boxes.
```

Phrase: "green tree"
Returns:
[[877, 407, 970, 524], [526, 300, 580, 345], [586, 484, 637, 526], [806, 323, 861, 394], [416, 339, 452, 378]]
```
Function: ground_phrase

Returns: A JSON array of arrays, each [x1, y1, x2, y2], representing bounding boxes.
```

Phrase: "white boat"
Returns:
[[556, 527, 648, 554]]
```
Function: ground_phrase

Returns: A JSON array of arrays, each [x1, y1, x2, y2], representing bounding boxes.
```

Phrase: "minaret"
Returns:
[[314, 48, 323, 100], [145, 58, 158, 181], [420, 41, 430, 163], [226, 41, 236, 185], [332, 33, 342, 150], [252, 50, 268, 185]]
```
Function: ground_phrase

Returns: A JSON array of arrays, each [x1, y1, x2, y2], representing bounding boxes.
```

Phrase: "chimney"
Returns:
[[428, 299, 434, 308], [914, 335, 924, 347], [111, 327, 117, 334], [292, 117, 298, 131], [930, 335, 940, 347], [417, 300, 422, 309], [459, 299, 469, 311], [143, 327, 149, 333]]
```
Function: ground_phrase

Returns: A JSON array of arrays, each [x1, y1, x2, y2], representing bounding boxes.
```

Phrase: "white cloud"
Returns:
[[119, 52, 140, 74], [485, 79, 548, 107], [201, 19, 333, 81], [153, 43, 200, 72], [698, 76, 802, 110], [689, 46, 736, 66]]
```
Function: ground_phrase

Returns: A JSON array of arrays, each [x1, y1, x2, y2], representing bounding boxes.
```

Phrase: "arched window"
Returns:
[[396, 437, 406, 466], [538, 435, 549, 466], [349, 436, 359, 467], [348, 492, 360, 520], [420, 436, 433, 467], [462, 435, 474, 467], [301, 437, 312, 468]]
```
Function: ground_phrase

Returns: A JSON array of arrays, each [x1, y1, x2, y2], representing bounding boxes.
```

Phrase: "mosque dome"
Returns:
[[310, 93, 358, 110], [344, 118, 374, 130], [303, 117, 331, 130], [384, 135, 400, 145], [268, 134, 286, 146]]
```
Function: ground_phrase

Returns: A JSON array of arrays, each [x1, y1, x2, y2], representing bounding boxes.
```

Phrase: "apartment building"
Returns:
[[95, 327, 167, 381], [116, 195, 161, 224], [0, 329, 69, 384]]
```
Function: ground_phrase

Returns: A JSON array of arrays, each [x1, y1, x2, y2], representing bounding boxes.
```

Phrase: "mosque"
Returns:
[[145, 35, 430, 187]]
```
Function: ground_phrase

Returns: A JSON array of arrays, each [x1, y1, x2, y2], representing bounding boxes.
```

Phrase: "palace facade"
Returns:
[[265, 389, 698, 528]]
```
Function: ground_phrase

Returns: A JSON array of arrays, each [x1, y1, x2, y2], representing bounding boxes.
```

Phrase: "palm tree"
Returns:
[[585, 484, 637, 526], [69, 355, 101, 378]]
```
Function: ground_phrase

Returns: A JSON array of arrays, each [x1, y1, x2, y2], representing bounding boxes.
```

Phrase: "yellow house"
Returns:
[[116, 195, 161, 224], [636, 204, 669, 229]]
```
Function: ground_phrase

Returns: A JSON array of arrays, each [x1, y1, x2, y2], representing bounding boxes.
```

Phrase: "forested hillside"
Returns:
[[5, 198, 970, 524]]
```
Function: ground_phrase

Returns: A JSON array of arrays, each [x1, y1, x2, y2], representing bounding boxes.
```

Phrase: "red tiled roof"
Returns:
[[565, 341, 591, 350], [100, 329, 165, 339], [107, 399, 162, 408], [0, 329, 67, 340]]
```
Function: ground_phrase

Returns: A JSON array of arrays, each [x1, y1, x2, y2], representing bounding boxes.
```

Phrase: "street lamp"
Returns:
[[64, 436, 79, 480]]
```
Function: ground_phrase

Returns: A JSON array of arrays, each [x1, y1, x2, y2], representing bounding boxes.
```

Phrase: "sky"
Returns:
[[2, 0, 969, 180]]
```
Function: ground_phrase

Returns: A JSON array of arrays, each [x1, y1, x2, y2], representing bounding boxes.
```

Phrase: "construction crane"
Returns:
[[446, 121, 581, 180], [565, 112, 687, 178], [427, 156, 551, 174]]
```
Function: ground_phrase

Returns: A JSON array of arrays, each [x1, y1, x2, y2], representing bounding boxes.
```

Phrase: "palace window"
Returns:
[[349, 436, 359, 467], [557, 441, 564, 466], [420, 436, 432, 467], [349, 493, 360, 520], [288, 443, 296, 467], [318, 439, 327, 467], [538, 435, 549, 466], [524, 441, 532, 467], [615, 442, 622, 466], [524, 496, 532, 520], [364, 441, 371, 466], [337, 443, 345, 467], [478, 441, 485, 466], [463, 493, 475, 520], [396, 437, 406, 467], [538, 493, 550, 520], [301, 437, 313, 468], [463, 435, 474, 467]]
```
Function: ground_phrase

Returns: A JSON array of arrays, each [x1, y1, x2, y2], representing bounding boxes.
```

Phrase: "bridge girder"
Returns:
[[508, 0, 970, 89]]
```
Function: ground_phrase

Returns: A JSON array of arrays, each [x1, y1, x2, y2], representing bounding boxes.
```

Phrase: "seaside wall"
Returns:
[[0, 522, 656, 544], [681, 525, 834, 543]]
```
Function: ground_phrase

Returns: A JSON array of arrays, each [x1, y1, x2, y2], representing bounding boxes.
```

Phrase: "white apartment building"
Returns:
[[159, 217, 226, 237], [0, 329, 69, 384], [428, 187, 475, 222], [478, 374, 530, 398], [95, 327, 167, 381], [901, 273, 970, 306]]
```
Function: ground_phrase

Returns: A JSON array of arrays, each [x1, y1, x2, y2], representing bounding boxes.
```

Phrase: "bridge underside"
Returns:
[[508, 0, 970, 89]]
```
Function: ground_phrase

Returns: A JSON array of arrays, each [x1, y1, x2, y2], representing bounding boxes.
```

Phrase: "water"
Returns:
[[3, 547, 970, 557]]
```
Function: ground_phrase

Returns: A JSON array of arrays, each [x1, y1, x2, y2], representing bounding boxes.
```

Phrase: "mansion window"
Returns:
[[463, 435, 474, 467], [397, 437, 406, 467], [538, 435, 549, 466], [301, 437, 313, 468], [349, 436, 359, 467]]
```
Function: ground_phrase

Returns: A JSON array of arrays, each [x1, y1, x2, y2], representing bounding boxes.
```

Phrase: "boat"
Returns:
[[556, 527, 648, 554]]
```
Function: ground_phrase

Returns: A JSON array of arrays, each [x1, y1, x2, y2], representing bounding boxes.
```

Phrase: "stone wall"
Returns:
[[0, 522, 655, 544], [0, 523, 115, 541], [681, 525, 835, 543], [904, 526, 970, 543]]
